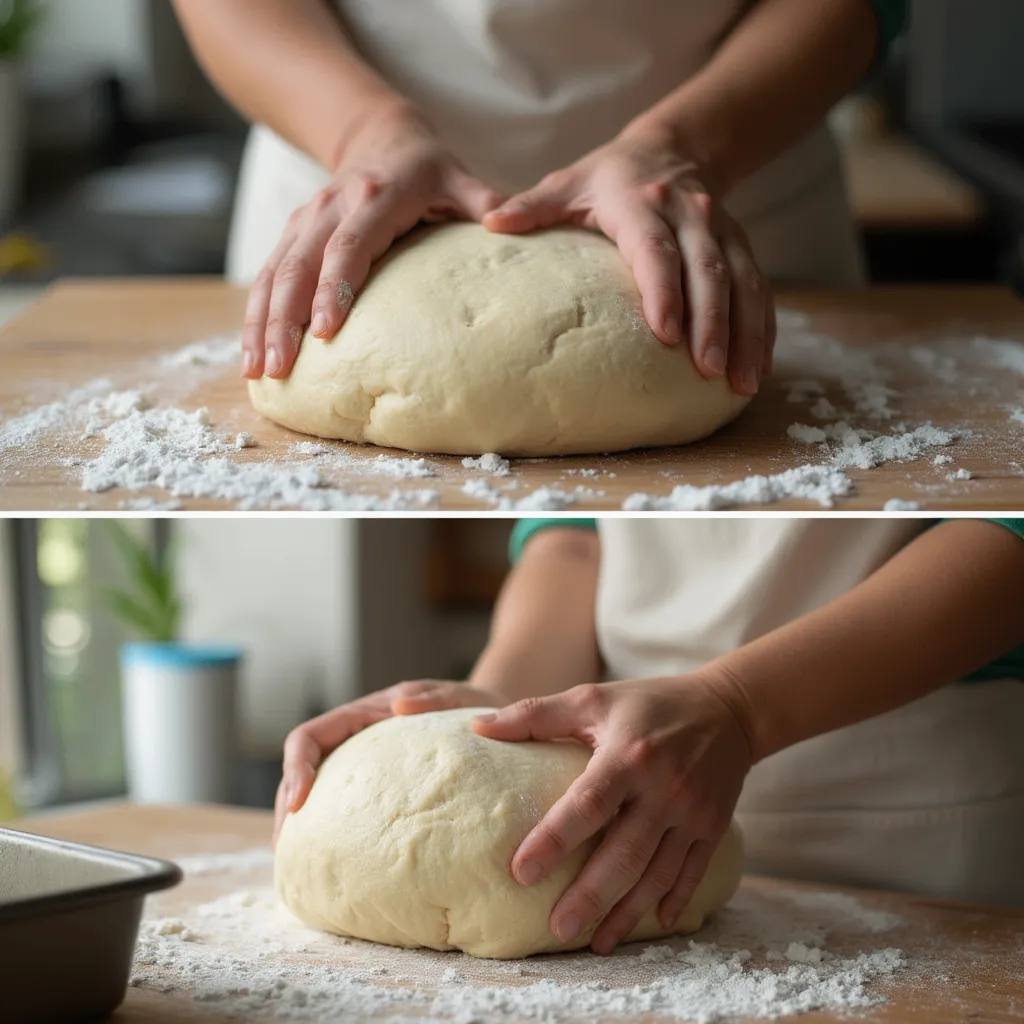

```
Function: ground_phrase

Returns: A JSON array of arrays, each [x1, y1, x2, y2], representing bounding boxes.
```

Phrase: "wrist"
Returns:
[[696, 658, 774, 764], [620, 91, 735, 198], [328, 94, 425, 174]]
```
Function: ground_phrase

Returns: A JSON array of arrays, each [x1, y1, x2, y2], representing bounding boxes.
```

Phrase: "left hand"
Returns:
[[483, 125, 776, 397], [472, 675, 753, 954]]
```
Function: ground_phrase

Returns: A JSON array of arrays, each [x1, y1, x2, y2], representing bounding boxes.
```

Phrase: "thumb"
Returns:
[[472, 691, 585, 742], [446, 170, 506, 222], [482, 182, 569, 235]]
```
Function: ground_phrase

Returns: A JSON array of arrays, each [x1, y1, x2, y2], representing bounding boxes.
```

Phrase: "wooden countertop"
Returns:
[[18, 803, 1024, 1023], [2, 280, 1024, 512]]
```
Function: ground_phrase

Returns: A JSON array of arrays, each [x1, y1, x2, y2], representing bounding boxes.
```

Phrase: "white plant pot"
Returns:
[[0, 60, 23, 225], [120, 643, 242, 805]]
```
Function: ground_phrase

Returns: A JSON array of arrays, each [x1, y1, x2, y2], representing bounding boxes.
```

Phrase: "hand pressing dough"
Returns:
[[249, 224, 750, 457], [275, 708, 744, 959]]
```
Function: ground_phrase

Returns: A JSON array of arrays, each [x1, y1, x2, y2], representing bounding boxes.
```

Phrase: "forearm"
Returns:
[[171, 0, 408, 171], [625, 0, 879, 196], [471, 530, 602, 702], [710, 521, 1024, 762]]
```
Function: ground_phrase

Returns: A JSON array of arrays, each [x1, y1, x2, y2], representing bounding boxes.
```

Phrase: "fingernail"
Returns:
[[282, 781, 297, 812], [662, 315, 682, 344], [241, 351, 254, 377], [517, 860, 544, 886], [556, 915, 581, 943], [742, 367, 760, 394], [310, 313, 330, 337], [473, 712, 497, 725], [265, 348, 282, 376], [704, 344, 727, 377]]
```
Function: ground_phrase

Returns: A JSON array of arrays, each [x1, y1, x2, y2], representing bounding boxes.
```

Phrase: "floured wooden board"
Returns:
[[1, 281, 1024, 511], [20, 804, 1024, 1023]]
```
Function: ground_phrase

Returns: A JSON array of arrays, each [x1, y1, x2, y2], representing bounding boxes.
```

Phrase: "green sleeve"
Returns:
[[982, 518, 1024, 542], [509, 518, 598, 563], [872, 0, 908, 59]]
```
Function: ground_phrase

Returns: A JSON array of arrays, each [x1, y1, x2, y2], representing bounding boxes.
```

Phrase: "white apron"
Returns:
[[226, 0, 865, 288], [596, 520, 1024, 907]]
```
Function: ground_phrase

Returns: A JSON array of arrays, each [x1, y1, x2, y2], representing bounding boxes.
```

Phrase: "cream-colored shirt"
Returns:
[[595, 519, 922, 680], [227, 0, 864, 285]]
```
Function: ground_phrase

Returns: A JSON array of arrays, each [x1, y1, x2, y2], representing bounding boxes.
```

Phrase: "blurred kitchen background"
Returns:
[[1, 0, 1024, 333], [0, 518, 514, 818]]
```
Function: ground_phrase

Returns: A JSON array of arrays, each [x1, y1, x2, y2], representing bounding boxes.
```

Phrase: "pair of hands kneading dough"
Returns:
[[249, 225, 751, 457], [274, 708, 744, 959]]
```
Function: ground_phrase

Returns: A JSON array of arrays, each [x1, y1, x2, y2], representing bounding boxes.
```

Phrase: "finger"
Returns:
[[272, 777, 291, 847], [763, 281, 778, 375], [482, 174, 573, 234], [241, 223, 298, 379], [445, 168, 506, 222], [390, 680, 464, 715], [677, 196, 731, 379], [264, 211, 341, 378], [511, 748, 627, 888], [590, 826, 692, 954], [658, 838, 715, 929], [605, 205, 684, 346], [471, 683, 602, 743], [310, 199, 420, 341], [722, 233, 767, 397], [548, 803, 663, 946]]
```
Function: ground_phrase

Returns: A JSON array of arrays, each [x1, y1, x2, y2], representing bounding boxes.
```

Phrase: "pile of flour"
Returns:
[[2, 308, 1023, 510], [130, 848, 915, 1024]]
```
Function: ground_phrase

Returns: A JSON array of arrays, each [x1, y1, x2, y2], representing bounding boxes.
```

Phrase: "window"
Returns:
[[6, 519, 167, 807]]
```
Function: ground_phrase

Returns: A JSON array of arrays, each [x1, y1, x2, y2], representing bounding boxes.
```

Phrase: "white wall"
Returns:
[[175, 520, 494, 759], [176, 520, 361, 758]]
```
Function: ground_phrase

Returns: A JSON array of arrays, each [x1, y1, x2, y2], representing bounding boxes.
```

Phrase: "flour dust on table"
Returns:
[[2, 307, 1024, 509], [132, 846, 915, 1024]]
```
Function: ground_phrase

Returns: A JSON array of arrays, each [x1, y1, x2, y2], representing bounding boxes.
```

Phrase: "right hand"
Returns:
[[272, 680, 505, 843], [243, 102, 504, 381]]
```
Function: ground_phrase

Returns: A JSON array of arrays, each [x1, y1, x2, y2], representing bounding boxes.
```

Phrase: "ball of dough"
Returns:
[[249, 224, 749, 457], [275, 708, 744, 959]]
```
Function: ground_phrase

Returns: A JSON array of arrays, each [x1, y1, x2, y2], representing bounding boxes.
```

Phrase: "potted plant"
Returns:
[[0, 0, 42, 225], [104, 524, 242, 806]]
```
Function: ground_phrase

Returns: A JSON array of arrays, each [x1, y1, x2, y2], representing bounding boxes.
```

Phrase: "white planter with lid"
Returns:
[[120, 643, 242, 805]]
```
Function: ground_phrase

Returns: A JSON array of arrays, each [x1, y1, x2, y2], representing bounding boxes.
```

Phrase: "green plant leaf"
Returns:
[[101, 587, 171, 643], [0, 1, 44, 59], [103, 522, 181, 643]]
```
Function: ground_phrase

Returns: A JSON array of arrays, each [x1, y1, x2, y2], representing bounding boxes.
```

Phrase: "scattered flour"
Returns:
[[463, 452, 512, 476], [623, 465, 853, 511], [173, 848, 276, 876], [945, 468, 973, 481], [4, 313, 1024, 510], [882, 499, 923, 512], [130, 868, 912, 1024]]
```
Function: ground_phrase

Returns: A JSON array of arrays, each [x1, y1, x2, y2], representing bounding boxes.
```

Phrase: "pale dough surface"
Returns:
[[249, 224, 750, 457], [275, 708, 745, 959]]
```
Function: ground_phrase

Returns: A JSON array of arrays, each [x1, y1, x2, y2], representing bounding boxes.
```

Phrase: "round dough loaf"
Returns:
[[249, 224, 749, 457], [275, 708, 744, 959]]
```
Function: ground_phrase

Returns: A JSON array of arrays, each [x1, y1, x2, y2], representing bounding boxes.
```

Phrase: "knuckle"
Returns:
[[638, 232, 679, 261], [572, 783, 614, 826], [624, 736, 656, 769], [610, 834, 650, 878], [640, 181, 671, 207], [326, 230, 362, 258], [540, 168, 574, 192], [574, 885, 607, 919], [572, 682, 604, 710], [646, 864, 679, 897], [691, 192, 715, 219], [253, 267, 275, 293], [695, 250, 729, 284], [274, 254, 311, 286], [515, 695, 547, 719]]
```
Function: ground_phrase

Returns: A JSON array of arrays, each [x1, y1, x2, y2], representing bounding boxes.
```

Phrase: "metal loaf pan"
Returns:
[[0, 826, 182, 1024]]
